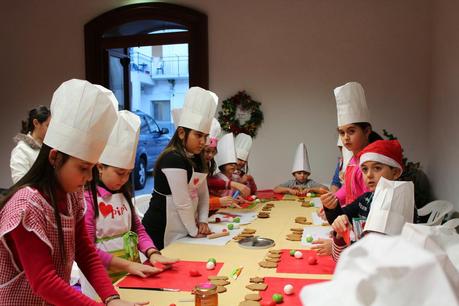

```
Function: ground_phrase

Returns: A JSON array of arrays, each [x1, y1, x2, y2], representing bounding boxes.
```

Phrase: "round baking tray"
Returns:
[[238, 236, 275, 249]]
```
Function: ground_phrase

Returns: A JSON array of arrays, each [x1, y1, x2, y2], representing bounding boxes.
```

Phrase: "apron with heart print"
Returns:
[[94, 193, 139, 281], [164, 170, 207, 246], [80, 192, 140, 299]]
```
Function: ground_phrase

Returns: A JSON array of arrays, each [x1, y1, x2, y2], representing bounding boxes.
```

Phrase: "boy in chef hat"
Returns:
[[274, 143, 328, 196]]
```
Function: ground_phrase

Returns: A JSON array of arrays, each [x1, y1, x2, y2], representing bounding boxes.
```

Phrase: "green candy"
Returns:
[[208, 258, 216, 264], [233, 217, 241, 223], [289, 249, 296, 256], [308, 202, 315, 207], [272, 293, 283, 303], [306, 235, 314, 243], [227, 223, 234, 230]]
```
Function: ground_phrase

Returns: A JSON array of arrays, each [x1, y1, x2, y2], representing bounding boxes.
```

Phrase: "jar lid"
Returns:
[[195, 282, 217, 293]]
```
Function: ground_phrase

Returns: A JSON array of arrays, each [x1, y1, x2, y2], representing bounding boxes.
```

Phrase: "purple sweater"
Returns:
[[84, 186, 156, 267]]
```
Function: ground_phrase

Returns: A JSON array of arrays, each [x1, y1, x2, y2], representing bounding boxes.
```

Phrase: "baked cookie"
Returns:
[[246, 283, 268, 291], [210, 279, 230, 286], [245, 293, 262, 301], [239, 301, 260, 306], [286, 234, 302, 241], [243, 228, 257, 234], [257, 212, 270, 218], [216, 286, 227, 293], [265, 257, 280, 263], [258, 261, 278, 268], [208, 275, 229, 281], [249, 276, 265, 283]]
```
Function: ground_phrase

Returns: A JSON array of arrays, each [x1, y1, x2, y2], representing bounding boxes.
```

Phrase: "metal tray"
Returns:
[[238, 236, 275, 249]]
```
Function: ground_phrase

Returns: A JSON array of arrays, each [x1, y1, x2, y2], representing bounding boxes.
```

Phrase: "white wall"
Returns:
[[0, 0, 432, 191], [428, 0, 459, 210]]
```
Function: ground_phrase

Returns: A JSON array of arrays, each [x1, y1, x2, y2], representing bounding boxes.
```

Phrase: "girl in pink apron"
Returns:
[[81, 111, 177, 298], [0, 80, 148, 305]]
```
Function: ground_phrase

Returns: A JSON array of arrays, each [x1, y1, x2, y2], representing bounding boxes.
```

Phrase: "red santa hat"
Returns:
[[358, 140, 403, 172]]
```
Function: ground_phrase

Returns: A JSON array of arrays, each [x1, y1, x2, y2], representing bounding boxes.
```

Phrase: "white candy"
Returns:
[[284, 284, 294, 295], [228, 217, 234, 222], [306, 192, 312, 197], [206, 261, 215, 270], [233, 223, 240, 229], [294, 250, 303, 259]]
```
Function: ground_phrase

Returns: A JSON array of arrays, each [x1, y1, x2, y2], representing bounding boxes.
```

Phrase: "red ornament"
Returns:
[[308, 256, 318, 265]]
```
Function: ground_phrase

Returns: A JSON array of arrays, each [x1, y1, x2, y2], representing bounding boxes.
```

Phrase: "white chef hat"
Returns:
[[171, 108, 182, 128], [300, 232, 459, 306], [44, 79, 118, 164], [291, 143, 311, 174], [334, 82, 371, 127], [178, 87, 218, 134], [364, 177, 414, 235], [214, 133, 237, 167], [206, 119, 221, 148], [99, 111, 141, 170], [234, 133, 252, 161]]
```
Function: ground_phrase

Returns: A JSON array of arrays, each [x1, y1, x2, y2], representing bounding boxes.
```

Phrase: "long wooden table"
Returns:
[[117, 198, 333, 305]]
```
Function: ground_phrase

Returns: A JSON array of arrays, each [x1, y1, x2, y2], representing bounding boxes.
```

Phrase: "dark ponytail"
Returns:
[[21, 105, 50, 134], [354, 122, 383, 144]]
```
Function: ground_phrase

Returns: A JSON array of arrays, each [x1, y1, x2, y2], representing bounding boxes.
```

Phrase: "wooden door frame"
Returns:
[[84, 2, 208, 89]]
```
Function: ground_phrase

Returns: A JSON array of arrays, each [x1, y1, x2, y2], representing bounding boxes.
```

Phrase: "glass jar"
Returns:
[[195, 282, 218, 306]]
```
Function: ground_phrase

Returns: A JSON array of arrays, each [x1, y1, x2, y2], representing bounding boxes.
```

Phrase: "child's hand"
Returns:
[[126, 261, 162, 278], [231, 182, 250, 197], [107, 299, 149, 306], [310, 238, 332, 256], [289, 188, 299, 195], [320, 192, 338, 209], [197, 222, 212, 235], [332, 215, 350, 236], [149, 253, 179, 270], [220, 196, 235, 207], [318, 208, 327, 221]]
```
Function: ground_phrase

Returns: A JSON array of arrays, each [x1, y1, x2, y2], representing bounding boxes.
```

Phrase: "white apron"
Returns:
[[164, 170, 207, 246], [81, 192, 138, 298]]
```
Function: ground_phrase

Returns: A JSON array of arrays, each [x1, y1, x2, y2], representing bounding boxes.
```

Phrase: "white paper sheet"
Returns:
[[301, 226, 332, 246], [210, 210, 258, 225], [311, 197, 322, 208], [175, 223, 242, 246]]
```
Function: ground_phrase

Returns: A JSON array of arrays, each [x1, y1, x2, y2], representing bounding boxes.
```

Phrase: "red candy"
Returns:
[[222, 228, 228, 232], [260, 301, 276, 306], [215, 217, 221, 223], [189, 269, 201, 277], [308, 256, 318, 265], [169, 304, 176, 306]]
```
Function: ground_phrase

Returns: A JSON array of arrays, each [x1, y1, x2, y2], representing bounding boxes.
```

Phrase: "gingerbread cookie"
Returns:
[[246, 283, 268, 291], [210, 279, 230, 286], [295, 216, 312, 225], [267, 253, 281, 258], [245, 293, 262, 301], [290, 227, 304, 232], [286, 234, 302, 241], [208, 275, 229, 281], [268, 249, 282, 254], [265, 257, 281, 263], [261, 207, 272, 211], [250, 276, 265, 283], [239, 301, 260, 306], [216, 286, 227, 293], [243, 228, 257, 234], [258, 261, 277, 268], [257, 212, 270, 218]]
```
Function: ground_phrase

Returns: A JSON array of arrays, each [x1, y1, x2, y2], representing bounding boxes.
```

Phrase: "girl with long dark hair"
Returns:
[[142, 87, 217, 250], [0, 80, 148, 306]]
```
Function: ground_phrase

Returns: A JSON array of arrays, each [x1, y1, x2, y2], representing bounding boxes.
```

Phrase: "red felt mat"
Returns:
[[276, 249, 336, 275], [260, 277, 329, 306], [117, 260, 223, 291], [256, 189, 284, 200]]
